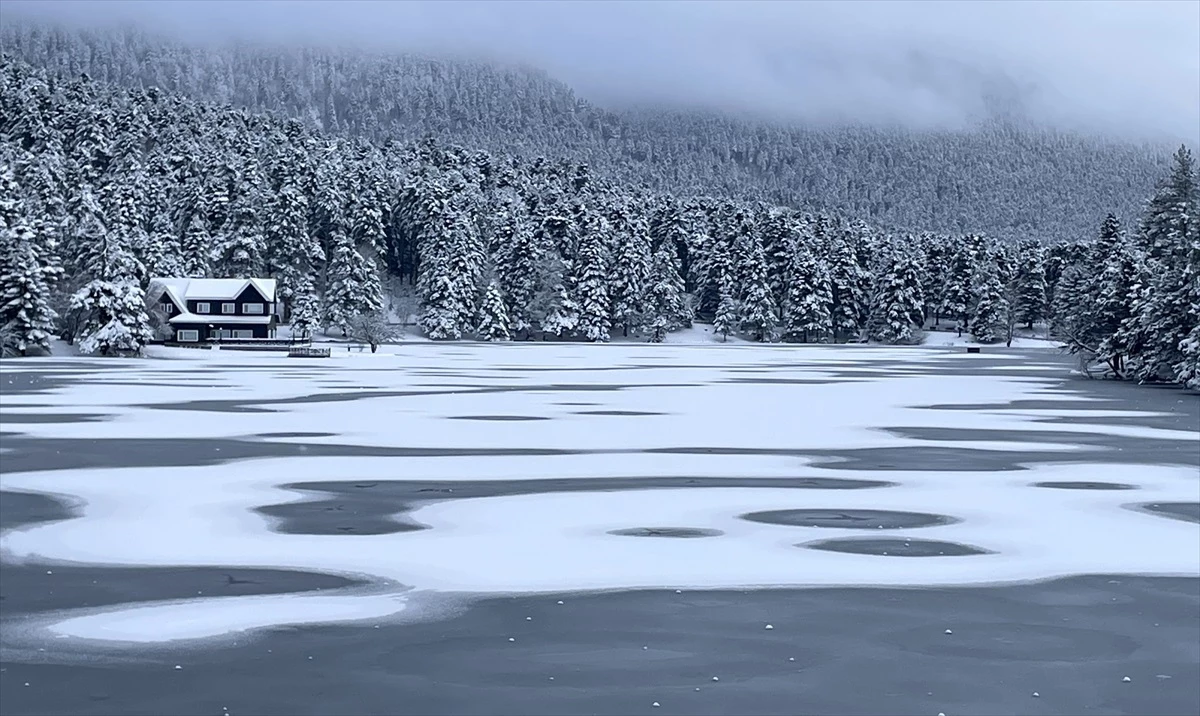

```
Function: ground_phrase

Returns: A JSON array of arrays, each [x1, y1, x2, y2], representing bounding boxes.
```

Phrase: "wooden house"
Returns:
[[147, 278, 281, 342]]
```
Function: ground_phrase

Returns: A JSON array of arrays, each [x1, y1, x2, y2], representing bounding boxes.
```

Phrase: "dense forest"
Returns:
[[0, 24, 1175, 244], [0, 26, 1197, 389]]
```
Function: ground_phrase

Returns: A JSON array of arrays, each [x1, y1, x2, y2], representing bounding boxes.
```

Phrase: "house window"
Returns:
[[222, 303, 236, 314], [159, 303, 174, 315], [196, 302, 211, 314], [233, 329, 255, 339], [177, 329, 199, 342], [243, 303, 264, 314]]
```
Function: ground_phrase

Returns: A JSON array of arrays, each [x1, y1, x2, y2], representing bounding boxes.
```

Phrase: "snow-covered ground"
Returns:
[[0, 343, 1194, 647], [922, 330, 1060, 349]]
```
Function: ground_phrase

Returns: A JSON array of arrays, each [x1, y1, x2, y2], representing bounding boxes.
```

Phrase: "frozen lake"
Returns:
[[1, 343, 1197, 715]]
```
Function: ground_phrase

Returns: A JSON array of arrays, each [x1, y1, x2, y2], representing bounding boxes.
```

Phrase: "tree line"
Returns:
[[0, 22, 1174, 245], [0, 55, 1196, 389]]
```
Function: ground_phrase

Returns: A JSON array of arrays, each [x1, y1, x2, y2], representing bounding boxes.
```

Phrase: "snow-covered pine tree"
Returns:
[[760, 208, 796, 311], [939, 236, 975, 334], [571, 208, 611, 342], [445, 204, 486, 333], [214, 188, 267, 278], [266, 182, 323, 305], [737, 228, 777, 342], [969, 259, 1009, 344], [533, 249, 580, 339], [644, 240, 691, 342], [0, 157, 61, 355], [1011, 238, 1047, 329], [1174, 216, 1200, 388], [477, 279, 511, 341], [1122, 146, 1199, 383], [70, 279, 153, 356], [1093, 234, 1142, 377], [781, 244, 833, 343], [827, 232, 870, 342], [868, 240, 926, 345], [712, 284, 738, 343], [323, 223, 383, 335], [607, 199, 651, 337], [181, 212, 211, 279], [288, 274, 322, 340], [490, 191, 540, 338]]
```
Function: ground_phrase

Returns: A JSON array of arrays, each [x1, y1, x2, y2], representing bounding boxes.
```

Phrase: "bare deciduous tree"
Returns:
[[347, 311, 398, 353]]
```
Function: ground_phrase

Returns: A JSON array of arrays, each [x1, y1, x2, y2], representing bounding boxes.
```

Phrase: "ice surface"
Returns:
[[2, 344, 1196, 646]]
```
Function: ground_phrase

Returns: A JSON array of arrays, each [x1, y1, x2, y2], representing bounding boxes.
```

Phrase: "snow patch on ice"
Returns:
[[47, 592, 409, 644]]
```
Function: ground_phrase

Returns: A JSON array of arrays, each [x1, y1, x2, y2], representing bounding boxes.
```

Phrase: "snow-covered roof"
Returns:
[[149, 277, 277, 305], [168, 313, 273, 325]]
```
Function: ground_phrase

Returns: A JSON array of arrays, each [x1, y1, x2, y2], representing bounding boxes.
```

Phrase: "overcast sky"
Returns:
[[5, 0, 1198, 142]]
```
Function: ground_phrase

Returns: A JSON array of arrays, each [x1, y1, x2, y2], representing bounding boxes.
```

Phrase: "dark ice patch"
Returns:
[[0, 413, 107, 424], [1033, 481, 1137, 490], [801, 537, 991, 556], [259, 476, 892, 537], [1130, 502, 1200, 524], [0, 490, 77, 531], [448, 415, 550, 421], [255, 432, 339, 439], [0, 564, 369, 617], [607, 527, 723, 538], [573, 410, 664, 416], [741, 509, 957, 529]]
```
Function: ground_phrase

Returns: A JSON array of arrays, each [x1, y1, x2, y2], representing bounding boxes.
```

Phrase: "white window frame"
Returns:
[[196, 302, 211, 314], [177, 329, 199, 343], [159, 303, 174, 315], [233, 329, 255, 339], [221, 303, 236, 314], [243, 302, 264, 315]]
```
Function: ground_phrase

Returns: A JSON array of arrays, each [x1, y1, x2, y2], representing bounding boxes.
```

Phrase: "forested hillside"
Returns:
[[1, 51, 1196, 388], [0, 24, 1176, 244]]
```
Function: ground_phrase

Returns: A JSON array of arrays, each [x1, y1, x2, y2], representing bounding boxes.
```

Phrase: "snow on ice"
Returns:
[[1, 343, 1197, 646]]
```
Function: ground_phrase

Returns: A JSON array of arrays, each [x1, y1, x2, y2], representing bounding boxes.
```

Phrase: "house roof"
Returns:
[[169, 313, 274, 325], [149, 277, 278, 305]]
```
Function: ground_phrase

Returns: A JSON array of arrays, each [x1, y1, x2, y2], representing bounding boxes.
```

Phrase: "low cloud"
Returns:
[[5, 0, 1197, 142]]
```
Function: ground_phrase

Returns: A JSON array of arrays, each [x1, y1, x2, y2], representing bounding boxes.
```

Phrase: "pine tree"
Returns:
[[1111, 146, 1199, 383], [969, 261, 1009, 344], [939, 236, 975, 334], [288, 274, 322, 339], [490, 191, 540, 337], [572, 210, 611, 342], [181, 212, 211, 278], [266, 183, 322, 304], [782, 245, 833, 343], [828, 233, 869, 342], [645, 241, 690, 342], [1093, 239, 1142, 376], [323, 225, 382, 335], [738, 231, 777, 342], [0, 220, 60, 356], [608, 201, 651, 337], [0, 155, 60, 355], [214, 190, 266, 278], [477, 279, 511, 341], [868, 243, 925, 345], [70, 279, 152, 356], [712, 286, 738, 343], [1011, 238, 1047, 329]]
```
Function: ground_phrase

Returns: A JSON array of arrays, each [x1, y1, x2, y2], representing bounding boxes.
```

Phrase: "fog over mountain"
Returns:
[[5, 0, 1198, 142]]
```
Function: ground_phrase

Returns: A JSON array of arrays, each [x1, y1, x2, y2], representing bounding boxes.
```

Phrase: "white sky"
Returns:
[[4, 0, 1198, 141]]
